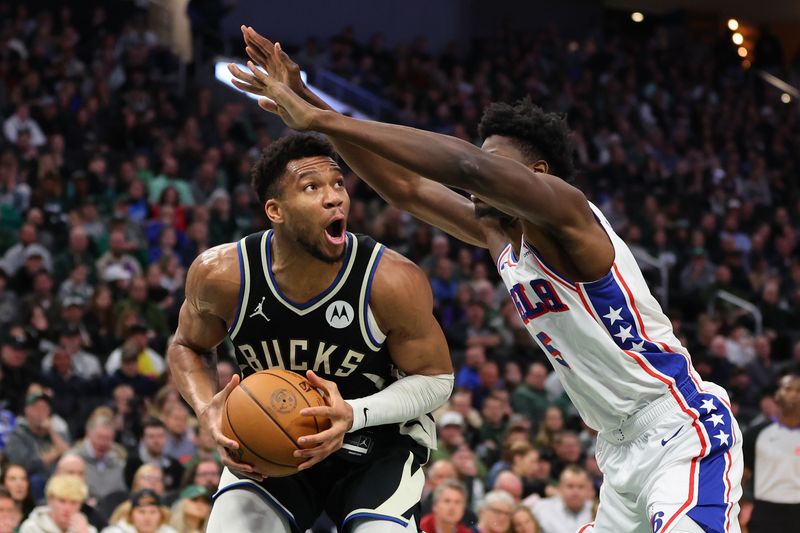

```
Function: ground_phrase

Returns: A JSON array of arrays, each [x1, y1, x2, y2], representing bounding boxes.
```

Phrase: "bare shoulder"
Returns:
[[369, 247, 432, 333], [186, 243, 241, 320]]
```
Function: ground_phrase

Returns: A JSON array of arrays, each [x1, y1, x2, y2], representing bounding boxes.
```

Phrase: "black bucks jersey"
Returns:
[[226, 230, 436, 458]]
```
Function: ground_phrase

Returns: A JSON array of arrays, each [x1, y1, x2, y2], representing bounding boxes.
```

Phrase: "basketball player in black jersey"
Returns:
[[167, 133, 454, 533]]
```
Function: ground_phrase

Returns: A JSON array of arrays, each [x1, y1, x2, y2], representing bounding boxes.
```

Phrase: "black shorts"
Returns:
[[748, 500, 800, 533], [215, 430, 429, 532]]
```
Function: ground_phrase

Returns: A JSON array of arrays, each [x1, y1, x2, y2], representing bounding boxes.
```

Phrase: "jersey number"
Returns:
[[536, 332, 571, 369]]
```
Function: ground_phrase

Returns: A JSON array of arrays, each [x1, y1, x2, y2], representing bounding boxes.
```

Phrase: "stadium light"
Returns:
[[727, 19, 739, 31], [732, 33, 744, 45], [781, 93, 792, 104], [737, 47, 748, 58], [631, 12, 644, 23]]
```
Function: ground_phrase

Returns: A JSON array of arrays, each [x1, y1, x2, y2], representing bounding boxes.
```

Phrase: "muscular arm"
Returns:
[[343, 249, 454, 432], [167, 245, 238, 416], [238, 28, 487, 248], [371, 249, 453, 377]]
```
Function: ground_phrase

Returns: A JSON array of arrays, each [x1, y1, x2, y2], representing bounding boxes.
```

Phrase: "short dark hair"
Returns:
[[251, 133, 338, 204], [142, 417, 166, 431], [478, 97, 576, 182]]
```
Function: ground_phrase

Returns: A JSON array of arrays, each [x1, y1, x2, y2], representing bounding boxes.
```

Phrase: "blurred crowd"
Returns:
[[0, 1, 799, 532]]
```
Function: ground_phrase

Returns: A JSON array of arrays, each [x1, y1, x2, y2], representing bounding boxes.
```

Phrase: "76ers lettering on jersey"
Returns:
[[226, 230, 436, 453], [496, 203, 720, 434]]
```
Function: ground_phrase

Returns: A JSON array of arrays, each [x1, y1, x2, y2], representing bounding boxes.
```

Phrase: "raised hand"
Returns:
[[228, 57, 319, 131], [241, 26, 304, 93], [293, 370, 353, 471]]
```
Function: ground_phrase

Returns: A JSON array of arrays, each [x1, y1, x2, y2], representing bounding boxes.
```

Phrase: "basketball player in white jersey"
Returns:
[[228, 27, 743, 533]]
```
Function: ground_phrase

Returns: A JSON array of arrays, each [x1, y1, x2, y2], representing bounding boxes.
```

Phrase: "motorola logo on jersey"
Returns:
[[326, 300, 355, 329]]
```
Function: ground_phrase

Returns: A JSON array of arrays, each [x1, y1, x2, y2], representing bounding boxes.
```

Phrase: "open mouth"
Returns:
[[324, 218, 346, 245]]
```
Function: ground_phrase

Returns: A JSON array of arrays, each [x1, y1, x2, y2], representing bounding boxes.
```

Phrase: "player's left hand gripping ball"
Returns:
[[293, 370, 354, 470]]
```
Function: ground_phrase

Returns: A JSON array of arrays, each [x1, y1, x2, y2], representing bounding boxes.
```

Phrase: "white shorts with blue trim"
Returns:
[[585, 384, 743, 533]]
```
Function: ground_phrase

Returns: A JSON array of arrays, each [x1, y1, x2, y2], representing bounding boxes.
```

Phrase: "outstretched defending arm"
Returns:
[[168, 244, 264, 480], [233, 58, 613, 279], [233, 27, 488, 248], [293, 249, 454, 470]]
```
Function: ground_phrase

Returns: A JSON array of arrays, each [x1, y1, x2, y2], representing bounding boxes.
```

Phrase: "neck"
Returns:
[[185, 515, 202, 529], [270, 230, 344, 301], [778, 413, 800, 428], [435, 518, 456, 533]]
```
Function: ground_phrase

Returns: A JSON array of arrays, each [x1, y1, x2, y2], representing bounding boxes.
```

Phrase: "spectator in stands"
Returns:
[[70, 414, 126, 501], [549, 432, 583, 480], [511, 363, 550, 430], [53, 227, 96, 286], [19, 474, 96, 533], [511, 505, 540, 533], [421, 460, 459, 516], [531, 466, 593, 533], [125, 418, 184, 492], [476, 490, 514, 533], [105, 325, 165, 382], [455, 346, 486, 394], [743, 374, 800, 531], [533, 407, 564, 452], [41, 345, 96, 437], [42, 326, 102, 381], [168, 485, 210, 533], [4, 390, 70, 485], [420, 479, 474, 533], [493, 471, 523, 503], [178, 460, 220, 494], [161, 405, 195, 465], [0, 487, 22, 533], [102, 489, 176, 533], [451, 446, 486, 514], [53, 455, 107, 531], [478, 393, 508, 464], [96, 231, 142, 284], [0, 333, 38, 414], [112, 278, 169, 341], [104, 344, 158, 400], [181, 427, 220, 471], [3, 105, 46, 148], [432, 412, 467, 463], [2, 464, 34, 520]]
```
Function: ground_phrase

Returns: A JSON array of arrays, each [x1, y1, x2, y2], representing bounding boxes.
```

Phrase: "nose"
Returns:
[[323, 185, 345, 209]]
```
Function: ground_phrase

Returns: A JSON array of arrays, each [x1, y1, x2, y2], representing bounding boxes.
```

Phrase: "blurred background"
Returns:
[[0, 1, 798, 532]]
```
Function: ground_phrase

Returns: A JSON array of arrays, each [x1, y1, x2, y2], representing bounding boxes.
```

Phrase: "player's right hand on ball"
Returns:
[[200, 374, 266, 482]]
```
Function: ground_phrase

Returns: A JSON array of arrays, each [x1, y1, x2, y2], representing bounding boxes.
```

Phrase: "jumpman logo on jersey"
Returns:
[[249, 296, 270, 322]]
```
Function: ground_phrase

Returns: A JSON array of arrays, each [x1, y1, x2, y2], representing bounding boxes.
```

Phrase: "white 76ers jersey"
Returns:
[[497, 203, 711, 433]]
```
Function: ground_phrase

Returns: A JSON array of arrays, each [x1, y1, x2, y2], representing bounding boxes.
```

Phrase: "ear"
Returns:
[[265, 199, 283, 224], [530, 160, 549, 174]]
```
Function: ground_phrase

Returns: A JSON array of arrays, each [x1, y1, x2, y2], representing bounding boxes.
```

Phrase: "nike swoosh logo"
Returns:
[[363, 407, 369, 425], [661, 426, 683, 446]]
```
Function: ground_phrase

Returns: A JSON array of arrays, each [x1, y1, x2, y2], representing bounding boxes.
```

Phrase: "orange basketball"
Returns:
[[221, 369, 331, 477]]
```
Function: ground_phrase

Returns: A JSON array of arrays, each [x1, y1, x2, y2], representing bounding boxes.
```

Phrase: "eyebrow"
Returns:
[[297, 166, 342, 178]]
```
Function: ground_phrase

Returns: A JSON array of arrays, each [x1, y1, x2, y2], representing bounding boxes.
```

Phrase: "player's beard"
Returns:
[[296, 231, 345, 264]]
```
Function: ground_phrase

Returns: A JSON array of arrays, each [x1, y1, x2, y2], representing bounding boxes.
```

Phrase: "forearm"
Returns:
[[167, 342, 219, 415], [347, 373, 454, 432], [299, 86, 419, 206], [314, 110, 497, 196]]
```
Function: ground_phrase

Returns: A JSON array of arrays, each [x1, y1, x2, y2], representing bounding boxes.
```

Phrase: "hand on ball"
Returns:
[[200, 374, 266, 481], [293, 370, 354, 470]]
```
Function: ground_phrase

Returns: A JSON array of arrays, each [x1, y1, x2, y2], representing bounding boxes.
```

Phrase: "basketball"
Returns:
[[221, 369, 331, 477]]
